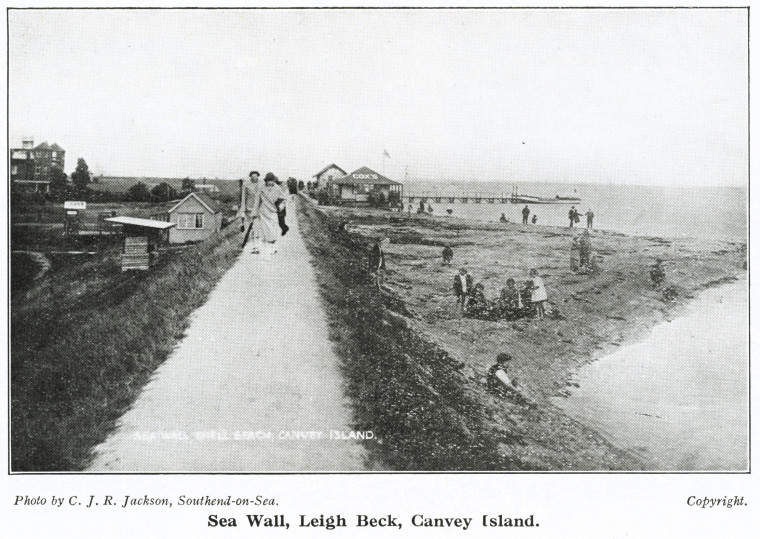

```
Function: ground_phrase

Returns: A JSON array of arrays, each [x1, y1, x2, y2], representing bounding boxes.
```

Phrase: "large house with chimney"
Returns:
[[10, 138, 66, 192]]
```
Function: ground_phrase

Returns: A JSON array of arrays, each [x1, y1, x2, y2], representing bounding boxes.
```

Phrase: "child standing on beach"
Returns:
[[529, 268, 547, 320]]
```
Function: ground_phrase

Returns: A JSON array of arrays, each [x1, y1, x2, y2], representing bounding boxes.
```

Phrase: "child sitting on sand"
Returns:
[[487, 353, 519, 395]]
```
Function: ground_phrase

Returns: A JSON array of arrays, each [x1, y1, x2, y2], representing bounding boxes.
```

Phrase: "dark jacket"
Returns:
[[369, 243, 386, 272], [453, 273, 473, 296]]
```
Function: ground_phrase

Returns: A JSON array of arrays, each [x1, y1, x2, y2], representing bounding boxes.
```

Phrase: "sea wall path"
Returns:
[[88, 208, 366, 471]]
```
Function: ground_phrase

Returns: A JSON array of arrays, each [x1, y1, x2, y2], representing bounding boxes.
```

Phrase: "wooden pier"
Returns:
[[405, 193, 516, 204], [404, 192, 579, 205]]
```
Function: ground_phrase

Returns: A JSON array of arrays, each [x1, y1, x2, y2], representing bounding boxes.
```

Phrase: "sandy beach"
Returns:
[[303, 201, 746, 470]]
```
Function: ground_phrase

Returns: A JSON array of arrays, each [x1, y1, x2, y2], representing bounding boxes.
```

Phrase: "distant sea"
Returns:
[[404, 181, 747, 241]]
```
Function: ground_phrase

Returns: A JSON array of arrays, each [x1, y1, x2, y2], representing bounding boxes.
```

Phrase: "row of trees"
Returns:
[[25, 158, 205, 204], [45, 158, 92, 201]]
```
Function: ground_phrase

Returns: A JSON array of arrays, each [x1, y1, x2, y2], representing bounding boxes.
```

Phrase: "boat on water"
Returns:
[[508, 187, 580, 205]]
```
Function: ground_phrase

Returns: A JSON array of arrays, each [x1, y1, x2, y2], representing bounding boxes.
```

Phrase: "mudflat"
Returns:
[[318, 205, 745, 470]]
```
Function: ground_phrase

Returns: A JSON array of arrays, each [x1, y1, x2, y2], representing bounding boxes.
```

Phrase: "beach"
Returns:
[[302, 200, 747, 470]]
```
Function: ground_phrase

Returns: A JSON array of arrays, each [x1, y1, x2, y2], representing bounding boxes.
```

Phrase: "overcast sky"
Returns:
[[8, 8, 748, 186]]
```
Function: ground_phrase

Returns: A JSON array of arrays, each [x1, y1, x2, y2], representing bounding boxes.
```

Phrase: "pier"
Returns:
[[404, 191, 580, 205], [405, 193, 523, 204]]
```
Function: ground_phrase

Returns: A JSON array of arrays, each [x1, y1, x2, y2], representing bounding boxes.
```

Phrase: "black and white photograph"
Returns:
[[6, 5, 750, 479]]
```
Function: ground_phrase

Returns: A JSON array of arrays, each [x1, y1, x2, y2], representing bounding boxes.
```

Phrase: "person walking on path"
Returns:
[[240, 170, 261, 252], [529, 268, 548, 320], [585, 208, 595, 229], [522, 205, 530, 225], [453, 267, 473, 313], [251, 172, 287, 257]]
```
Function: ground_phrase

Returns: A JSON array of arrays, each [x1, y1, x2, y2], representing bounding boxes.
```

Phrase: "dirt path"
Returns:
[[88, 208, 367, 471]]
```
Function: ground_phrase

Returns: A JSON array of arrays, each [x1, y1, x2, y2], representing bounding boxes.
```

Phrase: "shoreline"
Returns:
[[301, 198, 746, 470], [555, 277, 748, 471]]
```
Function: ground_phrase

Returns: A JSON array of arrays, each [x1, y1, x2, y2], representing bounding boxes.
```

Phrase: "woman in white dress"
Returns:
[[252, 172, 286, 256], [529, 268, 548, 320]]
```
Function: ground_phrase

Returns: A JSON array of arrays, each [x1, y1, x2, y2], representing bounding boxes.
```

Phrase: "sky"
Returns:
[[8, 8, 748, 186]]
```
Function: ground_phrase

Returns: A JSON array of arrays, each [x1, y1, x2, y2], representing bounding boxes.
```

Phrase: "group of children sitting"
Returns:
[[464, 277, 540, 321]]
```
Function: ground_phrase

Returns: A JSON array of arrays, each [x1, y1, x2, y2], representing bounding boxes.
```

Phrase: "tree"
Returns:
[[125, 182, 151, 202], [181, 177, 195, 192], [71, 158, 91, 192], [49, 167, 69, 200], [151, 182, 177, 202]]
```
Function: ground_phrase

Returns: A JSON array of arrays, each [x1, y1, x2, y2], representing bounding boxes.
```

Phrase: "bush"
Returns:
[[317, 189, 330, 206], [125, 182, 152, 202], [368, 190, 387, 207]]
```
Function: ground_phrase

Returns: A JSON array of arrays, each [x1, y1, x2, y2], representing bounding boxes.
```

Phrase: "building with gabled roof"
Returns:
[[164, 191, 223, 243], [313, 164, 346, 186], [327, 166, 403, 205]]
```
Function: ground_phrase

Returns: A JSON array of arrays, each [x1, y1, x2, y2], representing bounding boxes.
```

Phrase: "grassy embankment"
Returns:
[[301, 201, 745, 470], [11, 222, 241, 471], [298, 198, 538, 470]]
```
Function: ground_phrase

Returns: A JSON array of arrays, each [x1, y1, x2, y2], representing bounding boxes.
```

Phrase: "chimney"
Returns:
[[22, 137, 34, 149]]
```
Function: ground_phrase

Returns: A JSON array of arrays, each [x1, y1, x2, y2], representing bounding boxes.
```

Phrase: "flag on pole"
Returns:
[[383, 149, 391, 159]]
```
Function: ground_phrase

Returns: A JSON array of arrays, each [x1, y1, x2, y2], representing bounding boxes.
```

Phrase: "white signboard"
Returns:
[[64, 201, 87, 210]]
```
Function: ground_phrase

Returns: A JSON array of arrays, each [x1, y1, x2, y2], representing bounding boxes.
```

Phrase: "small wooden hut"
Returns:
[[104, 216, 176, 271]]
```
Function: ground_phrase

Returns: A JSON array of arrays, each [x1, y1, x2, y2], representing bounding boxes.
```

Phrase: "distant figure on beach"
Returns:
[[408, 204, 413, 217], [487, 353, 518, 394], [419, 200, 425, 214], [453, 267, 473, 313], [529, 268, 548, 320], [579, 230, 591, 268], [498, 278, 523, 318], [569, 206, 580, 227], [585, 208, 595, 229], [522, 205, 530, 225], [442, 244, 453, 265], [570, 236, 580, 272], [531, 214, 538, 224], [427, 203, 434, 213], [500, 213, 508, 223], [369, 237, 389, 291], [650, 259, 666, 288]]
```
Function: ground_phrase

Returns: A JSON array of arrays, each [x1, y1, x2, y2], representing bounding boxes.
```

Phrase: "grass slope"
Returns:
[[11, 225, 241, 471]]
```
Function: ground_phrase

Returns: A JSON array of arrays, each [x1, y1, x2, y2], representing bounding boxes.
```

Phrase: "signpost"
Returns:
[[64, 201, 87, 210], [63, 201, 86, 234]]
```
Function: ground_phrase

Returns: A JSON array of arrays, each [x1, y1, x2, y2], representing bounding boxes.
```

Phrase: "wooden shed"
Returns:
[[104, 216, 176, 271]]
